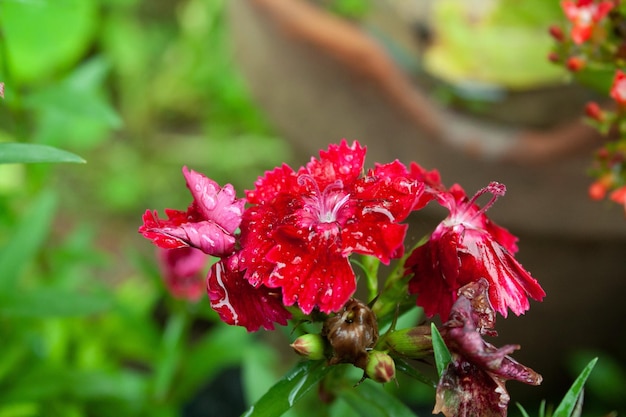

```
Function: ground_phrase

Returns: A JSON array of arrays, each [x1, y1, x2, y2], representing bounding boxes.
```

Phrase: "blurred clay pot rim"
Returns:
[[246, 0, 601, 166]]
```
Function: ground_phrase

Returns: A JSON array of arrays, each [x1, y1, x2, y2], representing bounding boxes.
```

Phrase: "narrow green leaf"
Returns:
[[515, 403, 531, 417], [394, 358, 436, 388], [240, 361, 330, 417], [338, 380, 418, 417], [0, 191, 57, 290], [552, 357, 598, 417], [0, 143, 85, 164], [153, 312, 186, 400], [430, 323, 451, 378], [0, 289, 112, 317]]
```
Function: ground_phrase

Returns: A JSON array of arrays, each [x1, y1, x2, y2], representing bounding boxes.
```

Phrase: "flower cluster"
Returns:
[[139, 140, 545, 415], [550, 0, 626, 213]]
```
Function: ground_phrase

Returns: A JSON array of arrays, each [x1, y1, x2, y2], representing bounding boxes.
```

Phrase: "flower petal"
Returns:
[[184, 166, 245, 234], [158, 247, 207, 300], [207, 255, 291, 331]]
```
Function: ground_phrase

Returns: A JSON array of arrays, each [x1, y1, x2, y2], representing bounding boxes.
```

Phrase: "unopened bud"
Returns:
[[383, 326, 433, 359], [365, 350, 396, 383], [548, 25, 564, 42], [547, 51, 561, 63], [290, 334, 326, 360], [585, 101, 604, 121], [566, 56, 585, 72]]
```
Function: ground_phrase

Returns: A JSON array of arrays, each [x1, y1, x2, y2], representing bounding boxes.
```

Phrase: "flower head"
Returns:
[[240, 140, 421, 314], [435, 280, 542, 417], [139, 166, 245, 257], [610, 70, 626, 107], [405, 182, 545, 320], [157, 247, 207, 301], [562, 0, 614, 44]]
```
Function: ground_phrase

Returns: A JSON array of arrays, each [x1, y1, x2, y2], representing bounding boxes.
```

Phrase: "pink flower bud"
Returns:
[[365, 350, 396, 383], [290, 334, 326, 360]]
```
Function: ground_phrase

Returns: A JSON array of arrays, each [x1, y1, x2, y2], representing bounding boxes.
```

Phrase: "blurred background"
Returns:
[[1, 0, 625, 416]]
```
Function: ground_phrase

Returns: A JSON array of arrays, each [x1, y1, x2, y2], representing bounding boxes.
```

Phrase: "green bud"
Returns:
[[365, 350, 396, 383], [290, 334, 326, 360], [383, 326, 433, 359]]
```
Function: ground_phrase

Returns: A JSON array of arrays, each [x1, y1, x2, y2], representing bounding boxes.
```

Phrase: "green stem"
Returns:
[[153, 308, 189, 402]]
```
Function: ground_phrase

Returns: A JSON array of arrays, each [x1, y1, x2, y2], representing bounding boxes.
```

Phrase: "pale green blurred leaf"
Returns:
[[0, 288, 112, 317], [424, 0, 564, 88], [0, 0, 97, 84], [0, 191, 57, 289], [0, 143, 85, 164]]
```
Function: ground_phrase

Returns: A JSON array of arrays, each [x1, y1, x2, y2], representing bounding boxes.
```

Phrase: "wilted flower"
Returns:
[[139, 166, 245, 257], [239, 140, 421, 314], [157, 247, 207, 301], [562, 0, 614, 44], [434, 280, 542, 417], [405, 182, 545, 320]]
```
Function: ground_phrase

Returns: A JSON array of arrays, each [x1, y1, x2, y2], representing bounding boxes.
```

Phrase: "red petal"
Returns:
[[265, 232, 357, 314], [207, 256, 291, 331], [304, 139, 365, 190]]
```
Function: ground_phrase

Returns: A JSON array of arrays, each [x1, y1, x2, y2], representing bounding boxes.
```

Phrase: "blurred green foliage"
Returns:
[[0, 0, 289, 415]]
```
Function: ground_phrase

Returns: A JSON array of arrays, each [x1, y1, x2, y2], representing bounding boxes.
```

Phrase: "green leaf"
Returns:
[[0, 288, 112, 317], [241, 361, 330, 417], [430, 323, 451, 379], [0, 191, 57, 290], [394, 358, 436, 388], [338, 380, 417, 417], [0, 0, 97, 84], [515, 403, 531, 417], [552, 357, 598, 417], [0, 143, 85, 164]]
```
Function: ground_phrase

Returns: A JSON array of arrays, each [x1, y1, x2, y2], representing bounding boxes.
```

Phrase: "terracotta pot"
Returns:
[[227, 0, 626, 403], [228, 0, 626, 238]]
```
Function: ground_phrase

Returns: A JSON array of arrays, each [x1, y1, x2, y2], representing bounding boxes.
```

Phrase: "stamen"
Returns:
[[469, 181, 506, 218]]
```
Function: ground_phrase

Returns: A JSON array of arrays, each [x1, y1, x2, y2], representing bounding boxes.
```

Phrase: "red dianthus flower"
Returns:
[[405, 182, 545, 320], [561, 0, 614, 44], [239, 140, 422, 314]]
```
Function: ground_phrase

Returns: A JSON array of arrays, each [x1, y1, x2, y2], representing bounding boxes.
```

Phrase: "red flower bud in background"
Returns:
[[610, 70, 626, 106], [609, 185, 626, 208], [548, 51, 561, 63], [549, 24, 565, 41], [588, 178, 610, 200], [566, 56, 586, 71], [157, 247, 207, 301], [584, 101, 604, 121]]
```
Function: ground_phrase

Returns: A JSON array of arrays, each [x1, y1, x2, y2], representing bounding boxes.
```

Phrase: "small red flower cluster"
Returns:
[[550, 0, 626, 214], [139, 140, 544, 332]]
